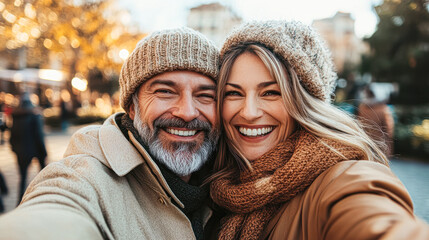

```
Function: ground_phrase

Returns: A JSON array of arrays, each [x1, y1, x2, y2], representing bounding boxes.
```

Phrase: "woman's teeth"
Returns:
[[166, 128, 197, 137], [239, 127, 273, 137]]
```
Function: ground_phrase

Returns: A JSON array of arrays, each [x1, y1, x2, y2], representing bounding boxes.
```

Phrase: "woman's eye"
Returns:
[[263, 90, 281, 96], [224, 91, 241, 97]]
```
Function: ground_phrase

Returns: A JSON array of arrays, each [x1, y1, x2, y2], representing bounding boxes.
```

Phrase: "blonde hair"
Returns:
[[210, 43, 388, 181]]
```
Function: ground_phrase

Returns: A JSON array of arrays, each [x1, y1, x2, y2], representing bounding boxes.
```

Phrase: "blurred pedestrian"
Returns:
[[1, 95, 14, 143], [0, 112, 6, 145], [0, 170, 8, 213], [0, 94, 7, 145], [357, 86, 395, 157], [9, 93, 47, 204], [60, 90, 73, 132]]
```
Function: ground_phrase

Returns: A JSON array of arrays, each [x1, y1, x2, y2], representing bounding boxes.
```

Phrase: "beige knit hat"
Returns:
[[119, 27, 219, 111], [221, 20, 337, 102]]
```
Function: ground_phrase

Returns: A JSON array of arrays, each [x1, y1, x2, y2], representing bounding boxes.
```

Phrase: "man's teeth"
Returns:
[[239, 127, 273, 137], [166, 128, 197, 137]]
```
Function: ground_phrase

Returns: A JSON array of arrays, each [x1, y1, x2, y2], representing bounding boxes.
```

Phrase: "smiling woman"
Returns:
[[222, 52, 294, 161], [209, 20, 429, 240]]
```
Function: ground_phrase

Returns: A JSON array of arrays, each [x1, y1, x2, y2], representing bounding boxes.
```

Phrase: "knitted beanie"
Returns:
[[221, 20, 337, 102], [119, 27, 220, 111]]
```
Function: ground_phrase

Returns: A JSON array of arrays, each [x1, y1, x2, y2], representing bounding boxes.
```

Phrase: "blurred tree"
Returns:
[[362, 0, 429, 104], [0, 0, 144, 98]]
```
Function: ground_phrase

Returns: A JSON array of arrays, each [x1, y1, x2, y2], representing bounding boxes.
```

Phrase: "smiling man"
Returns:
[[0, 28, 220, 240], [129, 71, 218, 183]]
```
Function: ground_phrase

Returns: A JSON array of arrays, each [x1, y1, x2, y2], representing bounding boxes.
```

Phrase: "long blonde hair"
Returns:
[[210, 43, 388, 181]]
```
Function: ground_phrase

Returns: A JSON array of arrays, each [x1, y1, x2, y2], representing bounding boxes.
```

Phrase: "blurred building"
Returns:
[[0, 46, 66, 106], [312, 12, 369, 74], [187, 3, 242, 47]]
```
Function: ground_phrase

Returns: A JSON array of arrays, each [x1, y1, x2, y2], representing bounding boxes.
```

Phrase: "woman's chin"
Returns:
[[241, 149, 266, 161]]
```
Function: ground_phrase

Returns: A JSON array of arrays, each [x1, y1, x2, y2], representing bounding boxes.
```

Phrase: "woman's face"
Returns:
[[222, 52, 295, 161]]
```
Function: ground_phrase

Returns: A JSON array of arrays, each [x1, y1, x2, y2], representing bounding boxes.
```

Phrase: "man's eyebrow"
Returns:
[[148, 79, 176, 88], [198, 85, 216, 91], [149, 79, 215, 91]]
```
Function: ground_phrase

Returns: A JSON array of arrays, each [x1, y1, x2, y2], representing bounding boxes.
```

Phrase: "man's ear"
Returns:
[[128, 102, 135, 120]]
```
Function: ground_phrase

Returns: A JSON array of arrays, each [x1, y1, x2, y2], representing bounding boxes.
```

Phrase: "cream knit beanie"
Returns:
[[221, 20, 337, 102], [119, 27, 219, 111]]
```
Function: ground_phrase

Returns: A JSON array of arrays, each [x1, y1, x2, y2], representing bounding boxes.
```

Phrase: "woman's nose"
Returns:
[[240, 96, 262, 121]]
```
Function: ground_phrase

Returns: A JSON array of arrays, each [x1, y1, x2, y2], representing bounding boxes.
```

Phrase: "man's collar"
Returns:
[[98, 113, 143, 176], [102, 113, 185, 207]]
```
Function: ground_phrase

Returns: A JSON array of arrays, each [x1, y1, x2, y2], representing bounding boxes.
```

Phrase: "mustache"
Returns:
[[153, 117, 212, 132]]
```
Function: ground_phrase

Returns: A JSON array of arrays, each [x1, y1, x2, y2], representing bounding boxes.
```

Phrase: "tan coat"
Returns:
[[0, 113, 212, 240], [263, 160, 429, 240]]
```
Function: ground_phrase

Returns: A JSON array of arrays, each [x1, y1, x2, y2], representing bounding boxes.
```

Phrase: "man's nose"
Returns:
[[172, 94, 199, 122]]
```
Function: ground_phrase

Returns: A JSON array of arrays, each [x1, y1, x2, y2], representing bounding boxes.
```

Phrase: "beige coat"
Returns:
[[263, 160, 429, 239], [0, 113, 212, 240]]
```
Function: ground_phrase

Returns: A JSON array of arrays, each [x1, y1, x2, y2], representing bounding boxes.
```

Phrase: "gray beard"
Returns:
[[132, 108, 218, 177]]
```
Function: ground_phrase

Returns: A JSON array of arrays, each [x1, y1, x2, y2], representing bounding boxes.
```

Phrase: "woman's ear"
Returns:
[[128, 103, 135, 120]]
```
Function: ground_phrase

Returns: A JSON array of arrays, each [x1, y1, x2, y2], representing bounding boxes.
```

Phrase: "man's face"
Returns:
[[129, 70, 218, 177]]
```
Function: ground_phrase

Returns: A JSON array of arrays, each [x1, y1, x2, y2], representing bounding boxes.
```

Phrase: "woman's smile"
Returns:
[[237, 126, 275, 137]]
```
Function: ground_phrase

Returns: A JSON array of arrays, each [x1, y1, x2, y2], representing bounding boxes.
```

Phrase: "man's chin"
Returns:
[[149, 145, 207, 176], [132, 118, 215, 176]]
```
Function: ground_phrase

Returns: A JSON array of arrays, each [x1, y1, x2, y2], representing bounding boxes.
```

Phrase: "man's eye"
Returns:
[[224, 91, 241, 97], [199, 94, 215, 99], [263, 90, 281, 96], [154, 89, 174, 94]]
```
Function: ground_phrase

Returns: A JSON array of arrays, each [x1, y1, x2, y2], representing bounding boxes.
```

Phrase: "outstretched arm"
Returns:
[[322, 161, 429, 240], [0, 158, 106, 240]]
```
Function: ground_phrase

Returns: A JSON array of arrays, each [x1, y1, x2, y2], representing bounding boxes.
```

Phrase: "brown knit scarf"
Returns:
[[210, 129, 365, 240]]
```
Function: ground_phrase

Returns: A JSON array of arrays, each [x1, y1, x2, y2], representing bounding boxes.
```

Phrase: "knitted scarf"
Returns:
[[117, 114, 210, 240], [210, 129, 365, 240]]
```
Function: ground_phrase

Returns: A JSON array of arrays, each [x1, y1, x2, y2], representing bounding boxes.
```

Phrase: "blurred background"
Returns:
[[0, 0, 429, 219]]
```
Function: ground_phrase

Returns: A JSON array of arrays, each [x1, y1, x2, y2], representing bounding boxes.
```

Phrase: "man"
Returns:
[[0, 27, 220, 240]]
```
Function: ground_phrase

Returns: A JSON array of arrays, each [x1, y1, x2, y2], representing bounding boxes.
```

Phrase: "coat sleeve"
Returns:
[[320, 161, 429, 240], [0, 158, 106, 240]]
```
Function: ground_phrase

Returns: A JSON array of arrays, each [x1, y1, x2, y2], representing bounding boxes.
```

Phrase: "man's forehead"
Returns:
[[143, 71, 216, 88]]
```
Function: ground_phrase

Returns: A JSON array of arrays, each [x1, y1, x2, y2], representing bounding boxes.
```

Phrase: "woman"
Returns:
[[210, 20, 428, 239]]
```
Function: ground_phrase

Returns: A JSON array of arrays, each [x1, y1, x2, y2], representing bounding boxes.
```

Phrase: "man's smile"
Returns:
[[165, 127, 198, 137]]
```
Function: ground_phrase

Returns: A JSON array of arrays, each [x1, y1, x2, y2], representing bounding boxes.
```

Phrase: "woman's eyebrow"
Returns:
[[258, 81, 277, 88], [226, 81, 277, 89], [226, 82, 242, 90]]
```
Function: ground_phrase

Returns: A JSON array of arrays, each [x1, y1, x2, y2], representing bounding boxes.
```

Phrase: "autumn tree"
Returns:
[[0, 0, 145, 96], [362, 0, 429, 104]]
